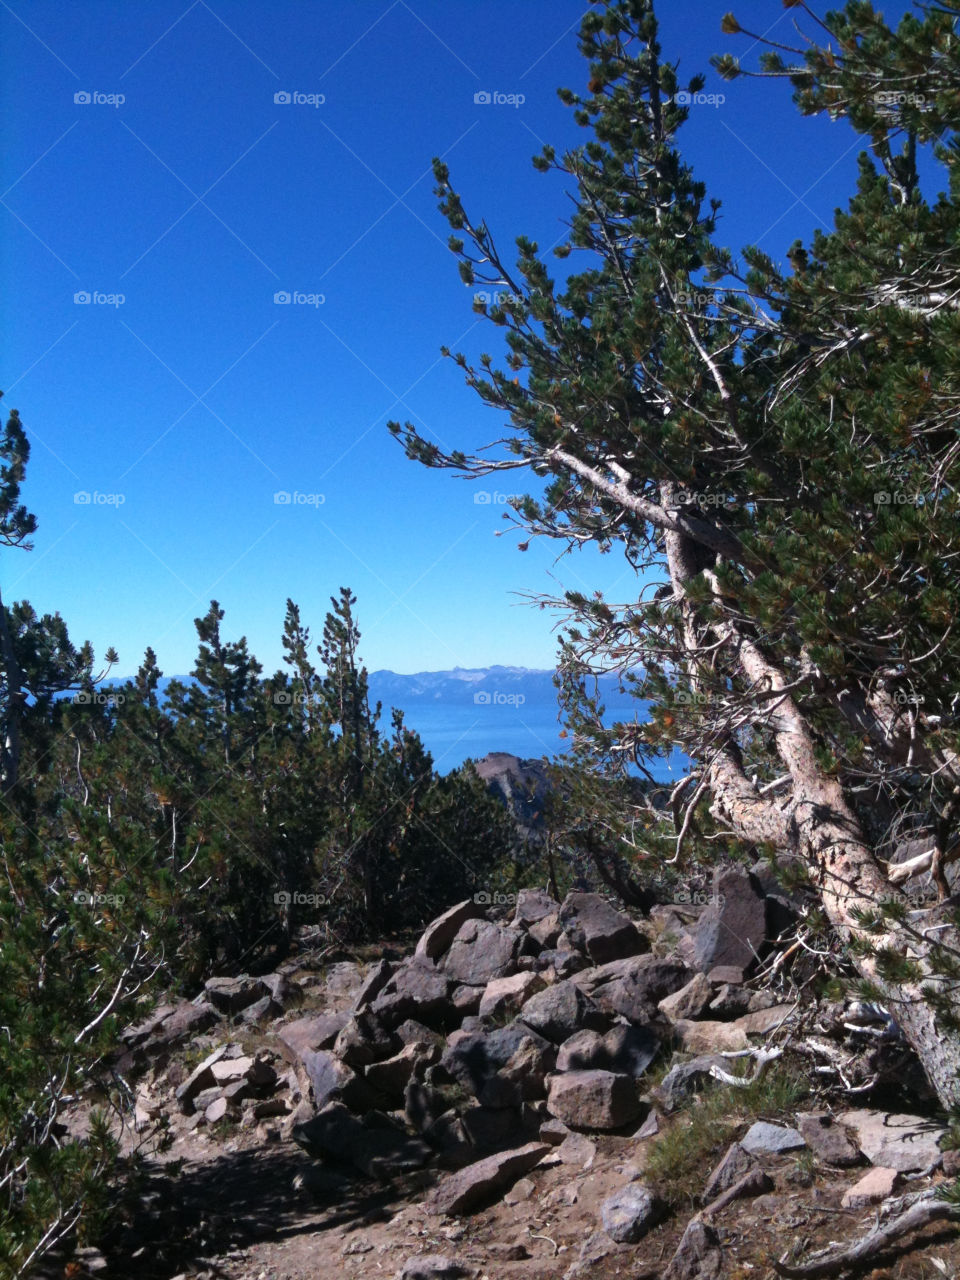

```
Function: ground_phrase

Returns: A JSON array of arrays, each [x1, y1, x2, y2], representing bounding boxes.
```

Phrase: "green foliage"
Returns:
[[644, 1063, 810, 1207], [392, 0, 960, 1082]]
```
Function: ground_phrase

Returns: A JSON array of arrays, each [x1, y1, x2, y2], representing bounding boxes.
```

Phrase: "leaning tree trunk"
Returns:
[[664, 517, 960, 1108]]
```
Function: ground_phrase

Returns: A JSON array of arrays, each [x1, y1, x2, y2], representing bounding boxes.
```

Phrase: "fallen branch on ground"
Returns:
[[772, 1191, 960, 1278]]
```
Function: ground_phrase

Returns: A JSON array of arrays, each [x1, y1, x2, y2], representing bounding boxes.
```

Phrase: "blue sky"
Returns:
[[0, 0, 921, 678]]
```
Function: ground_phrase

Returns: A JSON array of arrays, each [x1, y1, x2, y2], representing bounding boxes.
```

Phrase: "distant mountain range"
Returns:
[[102, 665, 645, 713], [366, 665, 640, 710]]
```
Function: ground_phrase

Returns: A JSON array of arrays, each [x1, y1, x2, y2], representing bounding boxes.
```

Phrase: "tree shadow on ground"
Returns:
[[91, 1142, 415, 1279]]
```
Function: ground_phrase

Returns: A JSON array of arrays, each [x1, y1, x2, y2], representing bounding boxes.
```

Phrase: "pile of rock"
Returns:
[[113, 870, 957, 1280], [267, 872, 797, 1202]]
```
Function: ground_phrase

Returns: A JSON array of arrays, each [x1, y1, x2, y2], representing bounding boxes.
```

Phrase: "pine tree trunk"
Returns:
[[665, 522, 960, 1108]]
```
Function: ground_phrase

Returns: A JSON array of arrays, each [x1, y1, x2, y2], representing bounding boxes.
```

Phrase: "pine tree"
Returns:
[[391, 0, 960, 1107]]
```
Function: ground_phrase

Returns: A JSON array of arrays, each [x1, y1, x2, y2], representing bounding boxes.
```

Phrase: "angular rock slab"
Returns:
[[370, 961, 453, 1029], [478, 971, 544, 1020], [841, 1165, 901, 1208], [559, 892, 647, 965], [658, 973, 714, 1022], [440, 919, 525, 986], [557, 1024, 658, 1078], [520, 979, 608, 1043], [415, 899, 485, 962], [512, 888, 559, 928], [425, 1142, 550, 1215], [691, 868, 767, 975], [578, 955, 691, 1025], [656, 1055, 727, 1111], [838, 1109, 946, 1172], [275, 1012, 348, 1064], [546, 1069, 641, 1131], [741, 1121, 806, 1156], [663, 1218, 723, 1280], [703, 1142, 759, 1201], [796, 1112, 861, 1167]]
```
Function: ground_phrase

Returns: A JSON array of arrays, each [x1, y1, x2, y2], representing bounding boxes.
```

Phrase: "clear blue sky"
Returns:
[[0, 0, 919, 678]]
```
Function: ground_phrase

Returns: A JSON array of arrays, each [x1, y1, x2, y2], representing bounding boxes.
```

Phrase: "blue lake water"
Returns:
[[389, 700, 689, 780]]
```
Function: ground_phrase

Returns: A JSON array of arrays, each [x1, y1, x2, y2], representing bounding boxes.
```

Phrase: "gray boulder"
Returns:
[[334, 1011, 399, 1067], [441, 919, 525, 986], [559, 892, 647, 965], [692, 868, 768, 975], [600, 1183, 658, 1243], [663, 1218, 723, 1280], [370, 960, 454, 1029], [512, 888, 560, 928], [545, 1070, 641, 1130], [578, 955, 691, 1025], [519, 979, 608, 1043], [556, 1024, 658, 1078], [741, 1121, 806, 1156]]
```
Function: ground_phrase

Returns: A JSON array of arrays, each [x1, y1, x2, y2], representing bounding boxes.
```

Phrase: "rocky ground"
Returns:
[[41, 870, 960, 1280]]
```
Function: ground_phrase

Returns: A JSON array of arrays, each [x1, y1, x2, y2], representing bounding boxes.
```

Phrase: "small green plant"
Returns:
[[643, 1063, 809, 1207]]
